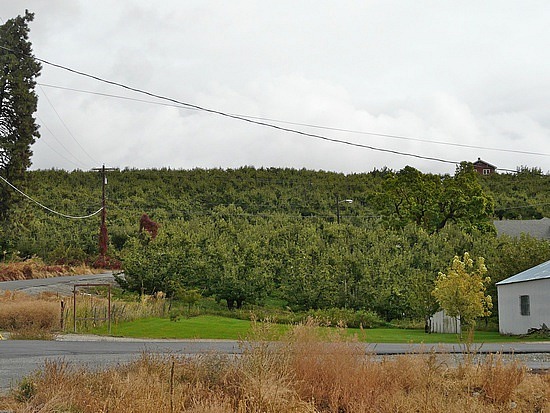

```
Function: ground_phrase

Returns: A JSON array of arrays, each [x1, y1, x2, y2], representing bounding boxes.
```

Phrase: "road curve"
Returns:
[[0, 272, 115, 295]]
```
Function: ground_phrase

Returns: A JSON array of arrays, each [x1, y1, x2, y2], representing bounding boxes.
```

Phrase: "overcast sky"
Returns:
[[2, 1, 550, 175]]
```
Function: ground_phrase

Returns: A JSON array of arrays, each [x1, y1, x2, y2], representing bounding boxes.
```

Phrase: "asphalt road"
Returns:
[[0, 272, 115, 295], [0, 338, 549, 392], [0, 339, 242, 391]]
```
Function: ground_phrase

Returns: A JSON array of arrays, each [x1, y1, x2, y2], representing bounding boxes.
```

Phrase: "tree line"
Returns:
[[0, 165, 548, 322]]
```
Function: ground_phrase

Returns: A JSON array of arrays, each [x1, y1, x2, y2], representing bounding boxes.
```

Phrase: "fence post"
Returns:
[[60, 300, 65, 330], [73, 285, 77, 333]]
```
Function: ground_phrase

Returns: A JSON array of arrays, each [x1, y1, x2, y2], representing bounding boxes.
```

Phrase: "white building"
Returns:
[[496, 260, 550, 335]]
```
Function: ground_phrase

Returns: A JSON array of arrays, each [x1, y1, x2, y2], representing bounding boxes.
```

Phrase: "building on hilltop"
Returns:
[[473, 158, 497, 175]]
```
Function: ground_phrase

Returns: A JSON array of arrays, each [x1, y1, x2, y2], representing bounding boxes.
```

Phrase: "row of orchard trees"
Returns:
[[120, 206, 550, 321], [2, 161, 498, 262]]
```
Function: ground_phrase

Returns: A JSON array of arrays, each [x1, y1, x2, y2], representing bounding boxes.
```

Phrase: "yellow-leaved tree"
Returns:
[[432, 252, 493, 332]]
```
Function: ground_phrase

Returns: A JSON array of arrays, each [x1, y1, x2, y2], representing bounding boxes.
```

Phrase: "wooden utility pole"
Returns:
[[92, 165, 117, 261]]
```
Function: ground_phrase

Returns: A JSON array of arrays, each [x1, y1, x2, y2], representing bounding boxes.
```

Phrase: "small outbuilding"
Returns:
[[496, 260, 550, 335], [429, 310, 461, 334]]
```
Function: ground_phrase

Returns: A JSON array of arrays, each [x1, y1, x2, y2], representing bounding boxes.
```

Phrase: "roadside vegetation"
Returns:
[[1, 322, 548, 413], [0, 291, 59, 339]]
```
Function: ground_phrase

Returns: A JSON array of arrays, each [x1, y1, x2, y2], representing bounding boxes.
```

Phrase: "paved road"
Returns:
[[0, 338, 241, 391], [0, 338, 548, 392], [0, 272, 115, 295]]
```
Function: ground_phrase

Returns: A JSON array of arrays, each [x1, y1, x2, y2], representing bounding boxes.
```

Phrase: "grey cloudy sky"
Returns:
[[2, 1, 550, 174]]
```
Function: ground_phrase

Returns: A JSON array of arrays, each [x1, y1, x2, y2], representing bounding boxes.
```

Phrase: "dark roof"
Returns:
[[496, 260, 550, 285], [493, 217, 550, 240], [473, 158, 497, 169]]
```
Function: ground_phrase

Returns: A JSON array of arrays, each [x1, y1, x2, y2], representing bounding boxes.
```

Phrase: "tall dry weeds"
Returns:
[[0, 321, 548, 412], [0, 257, 96, 281], [0, 291, 60, 338], [0, 288, 168, 336]]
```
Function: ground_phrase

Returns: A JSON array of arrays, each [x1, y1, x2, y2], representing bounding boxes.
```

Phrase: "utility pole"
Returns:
[[92, 165, 117, 263]]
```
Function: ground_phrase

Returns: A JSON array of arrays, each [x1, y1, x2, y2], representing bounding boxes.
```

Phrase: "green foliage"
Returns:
[[380, 163, 494, 233], [302, 308, 385, 328], [15, 377, 36, 402], [432, 252, 493, 328], [0, 165, 549, 325], [481, 167, 550, 219], [0, 11, 41, 220]]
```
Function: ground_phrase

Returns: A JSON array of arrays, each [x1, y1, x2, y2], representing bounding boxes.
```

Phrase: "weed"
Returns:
[[14, 377, 36, 402]]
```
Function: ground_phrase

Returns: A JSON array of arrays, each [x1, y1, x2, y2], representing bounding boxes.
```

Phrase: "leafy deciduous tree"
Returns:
[[432, 252, 493, 329]]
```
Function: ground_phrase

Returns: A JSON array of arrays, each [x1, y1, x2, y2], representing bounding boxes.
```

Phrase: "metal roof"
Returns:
[[496, 260, 550, 286], [493, 217, 550, 241]]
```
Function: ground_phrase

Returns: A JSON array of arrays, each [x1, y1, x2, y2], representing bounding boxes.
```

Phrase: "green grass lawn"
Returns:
[[91, 315, 547, 343], [93, 315, 289, 340]]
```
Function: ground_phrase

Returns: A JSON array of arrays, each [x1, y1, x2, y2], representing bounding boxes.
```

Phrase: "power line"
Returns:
[[12, 49, 459, 166], [37, 82, 550, 159], [0, 45, 536, 170], [0, 175, 103, 219], [38, 85, 98, 165], [36, 115, 90, 169]]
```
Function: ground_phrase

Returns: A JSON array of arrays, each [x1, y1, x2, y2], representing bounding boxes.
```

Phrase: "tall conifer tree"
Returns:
[[0, 10, 41, 220]]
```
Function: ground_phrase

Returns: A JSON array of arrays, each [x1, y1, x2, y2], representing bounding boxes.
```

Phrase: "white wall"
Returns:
[[497, 279, 550, 335]]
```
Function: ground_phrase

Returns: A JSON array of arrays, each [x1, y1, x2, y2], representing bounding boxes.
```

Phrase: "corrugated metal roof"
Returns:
[[496, 260, 550, 285], [493, 217, 550, 240]]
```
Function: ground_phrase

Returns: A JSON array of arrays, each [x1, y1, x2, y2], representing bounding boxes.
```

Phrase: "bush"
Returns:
[[302, 308, 385, 328]]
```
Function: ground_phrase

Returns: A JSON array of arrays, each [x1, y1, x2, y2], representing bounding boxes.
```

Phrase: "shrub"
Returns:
[[303, 308, 385, 328]]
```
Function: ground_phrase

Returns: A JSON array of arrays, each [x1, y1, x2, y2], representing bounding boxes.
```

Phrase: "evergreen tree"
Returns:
[[0, 10, 41, 220]]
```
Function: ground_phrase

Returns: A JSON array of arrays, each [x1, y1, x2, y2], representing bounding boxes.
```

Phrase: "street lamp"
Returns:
[[336, 195, 353, 224]]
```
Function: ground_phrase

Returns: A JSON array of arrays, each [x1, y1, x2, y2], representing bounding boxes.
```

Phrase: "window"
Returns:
[[483, 168, 491, 175], [520, 295, 530, 316]]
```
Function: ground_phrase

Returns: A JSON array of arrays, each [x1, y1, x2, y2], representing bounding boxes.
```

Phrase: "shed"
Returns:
[[496, 260, 550, 335], [429, 310, 461, 334]]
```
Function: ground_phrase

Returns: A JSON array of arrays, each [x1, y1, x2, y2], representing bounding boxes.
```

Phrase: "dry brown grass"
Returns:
[[0, 257, 97, 281], [0, 289, 167, 337], [0, 291, 60, 338], [1, 321, 548, 412], [68, 292, 168, 331]]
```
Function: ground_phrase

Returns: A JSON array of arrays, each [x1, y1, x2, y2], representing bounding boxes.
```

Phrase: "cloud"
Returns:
[[3, 1, 549, 174]]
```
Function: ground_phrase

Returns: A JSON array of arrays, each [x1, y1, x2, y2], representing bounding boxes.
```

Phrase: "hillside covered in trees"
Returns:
[[1, 163, 549, 322]]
